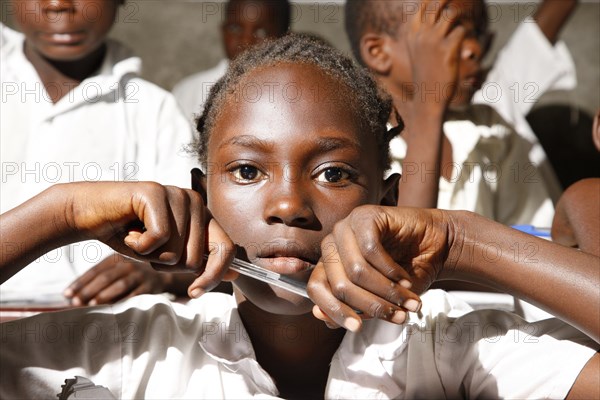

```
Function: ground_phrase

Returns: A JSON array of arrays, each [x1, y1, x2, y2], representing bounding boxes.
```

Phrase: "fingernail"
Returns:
[[190, 288, 204, 298], [344, 317, 361, 332], [89, 299, 97, 306], [403, 299, 421, 312], [399, 279, 412, 289], [63, 288, 73, 298], [72, 297, 82, 306], [391, 310, 407, 324]]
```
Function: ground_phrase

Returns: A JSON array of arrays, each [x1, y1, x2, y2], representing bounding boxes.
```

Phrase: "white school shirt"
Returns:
[[172, 59, 229, 124], [473, 17, 576, 201], [0, 291, 596, 399], [390, 104, 555, 227], [0, 25, 198, 300]]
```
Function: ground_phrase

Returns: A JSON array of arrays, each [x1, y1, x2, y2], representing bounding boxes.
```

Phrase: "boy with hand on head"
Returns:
[[0, 0, 198, 305], [1, 35, 598, 399], [172, 0, 291, 121], [345, 0, 555, 228]]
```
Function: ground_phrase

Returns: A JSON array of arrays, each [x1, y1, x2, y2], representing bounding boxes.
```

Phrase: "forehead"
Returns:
[[208, 63, 368, 154], [447, 0, 486, 25], [225, 0, 278, 24]]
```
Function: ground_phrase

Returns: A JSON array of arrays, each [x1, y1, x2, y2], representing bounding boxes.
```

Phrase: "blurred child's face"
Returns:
[[12, 0, 119, 62], [205, 63, 389, 314], [389, 0, 487, 107], [222, 0, 284, 61], [448, 0, 487, 107]]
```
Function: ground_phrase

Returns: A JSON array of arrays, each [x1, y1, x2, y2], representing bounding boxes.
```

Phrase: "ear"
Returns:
[[191, 168, 208, 204], [380, 173, 401, 206], [360, 33, 393, 75]]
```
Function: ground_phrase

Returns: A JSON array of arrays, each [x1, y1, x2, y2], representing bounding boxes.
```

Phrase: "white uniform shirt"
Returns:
[[390, 105, 555, 227], [0, 25, 198, 300], [0, 291, 596, 399], [172, 59, 229, 124], [473, 17, 577, 144], [473, 17, 577, 200]]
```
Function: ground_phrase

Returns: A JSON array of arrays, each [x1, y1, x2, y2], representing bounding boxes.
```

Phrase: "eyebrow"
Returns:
[[218, 135, 275, 153], [217, 134, 362, 154]]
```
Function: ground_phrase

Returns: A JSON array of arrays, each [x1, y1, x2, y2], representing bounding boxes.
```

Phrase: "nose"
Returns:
[[239, 28, 257, 48], [44, 0, 76, 11], [461, 37, 483, 63], [263, 181, 317, 228]]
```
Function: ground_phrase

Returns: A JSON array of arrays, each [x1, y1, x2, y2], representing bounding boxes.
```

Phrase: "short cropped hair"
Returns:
[[192, 34, 396, 171], [345, 0, 406, 65]]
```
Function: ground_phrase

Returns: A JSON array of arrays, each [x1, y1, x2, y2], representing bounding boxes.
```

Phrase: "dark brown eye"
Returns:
[[231, 165, 262, 182], [316, 167, 349, 183]]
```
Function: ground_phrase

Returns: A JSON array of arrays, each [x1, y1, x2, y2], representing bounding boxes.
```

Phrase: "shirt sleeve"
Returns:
[[473, 17, 577, 122], [436, 310, 598, 399]]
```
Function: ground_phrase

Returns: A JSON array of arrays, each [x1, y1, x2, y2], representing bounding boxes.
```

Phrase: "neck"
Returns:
[[24, 41, 106, 103], [236, 291, 346, 399]]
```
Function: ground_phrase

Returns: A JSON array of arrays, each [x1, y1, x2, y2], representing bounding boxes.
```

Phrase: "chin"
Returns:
[[233, 280, 314, 315]]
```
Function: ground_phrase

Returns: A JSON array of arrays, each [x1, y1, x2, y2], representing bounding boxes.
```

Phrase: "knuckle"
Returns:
[[361, 240, 380, 258], [158, 251, 180, 265], [368, 302, 394, 319], [331, 281, 348, 302], [305, 278, 324, 298], [386, 283, 401, 304], [347, 262, 365, 282]]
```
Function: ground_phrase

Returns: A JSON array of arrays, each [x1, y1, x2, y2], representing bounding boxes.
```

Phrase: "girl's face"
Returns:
[[205, 63, 391, 314]]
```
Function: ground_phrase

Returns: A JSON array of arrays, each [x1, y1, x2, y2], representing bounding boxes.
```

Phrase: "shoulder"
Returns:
[[172, 60, 228, 94], [561, 178, 600, 203]]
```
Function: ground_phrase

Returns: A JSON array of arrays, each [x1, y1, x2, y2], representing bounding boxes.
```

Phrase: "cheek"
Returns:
[[316, 189, 370, 233], [206, 179, 260, 243]]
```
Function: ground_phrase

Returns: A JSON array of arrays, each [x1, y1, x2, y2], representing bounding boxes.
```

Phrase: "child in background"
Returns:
[[0, 0, 197, 305], [172, 0, 290, 121], [551, 109, 600, 257], [1, 35, 598, 399], [344, 0, 555, 227]]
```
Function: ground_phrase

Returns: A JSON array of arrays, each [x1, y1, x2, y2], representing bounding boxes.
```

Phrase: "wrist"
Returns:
[[439, 210, 474, 281], [47, 183, 79, 239]]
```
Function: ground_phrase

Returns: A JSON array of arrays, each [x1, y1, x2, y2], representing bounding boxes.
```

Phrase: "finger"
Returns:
[[188, 218, 235, 298], [312, 305, 342, 329], [423, 0, 441, 25], [72, 264, 128, 305], [124, 186, 172, 256], [130, 187, 192, 266], [64, 260, 112, 297], [181, 190, 205, 271], [306, 261, 363, 332], [322, 253, 412, 324], [89, 270, 142, 305], [436, 1, 460, 37], [333, 219, 413, 284], [434, 0, 451, 23], [325, 230, 420, 311]]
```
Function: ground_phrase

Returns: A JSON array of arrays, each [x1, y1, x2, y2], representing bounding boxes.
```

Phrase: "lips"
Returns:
[[251, 242, 319, 276]]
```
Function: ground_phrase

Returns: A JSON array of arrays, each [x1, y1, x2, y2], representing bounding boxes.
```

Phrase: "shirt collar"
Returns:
[[196, 294, 279, 396]]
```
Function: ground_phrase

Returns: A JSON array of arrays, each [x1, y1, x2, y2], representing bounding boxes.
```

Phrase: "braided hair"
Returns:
[[192, 33, 398, 172]]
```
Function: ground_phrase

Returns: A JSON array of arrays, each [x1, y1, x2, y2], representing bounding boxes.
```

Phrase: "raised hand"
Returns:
[[307, 205, 453, 331]]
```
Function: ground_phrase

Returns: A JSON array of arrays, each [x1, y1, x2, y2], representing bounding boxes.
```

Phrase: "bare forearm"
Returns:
[[0, 185, 77, 282], [534, 0, 578, 44], [396, 108, 445, 208], [446, 210, 600, 343]]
